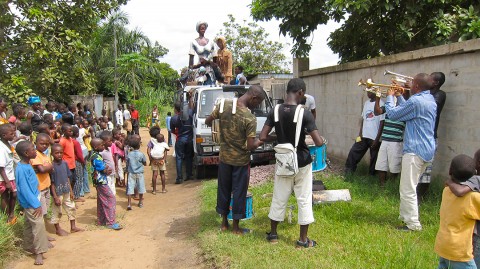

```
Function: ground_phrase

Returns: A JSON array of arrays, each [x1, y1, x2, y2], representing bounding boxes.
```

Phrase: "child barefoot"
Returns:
[[90, 138, 122, 230], [30, 133, 56, 242], [0, 124, 17, 224], [126, 135, 146, 210], [50, 144, 84, 236], [147, 127, 169, 194], [15, 141, 48, 265]]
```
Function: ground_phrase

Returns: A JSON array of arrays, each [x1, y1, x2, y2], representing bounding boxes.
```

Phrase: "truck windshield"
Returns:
[[198, 90, 235, 118], [197, 89, 272, 118]]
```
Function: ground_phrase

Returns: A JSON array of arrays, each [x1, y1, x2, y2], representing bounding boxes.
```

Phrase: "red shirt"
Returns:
[[72, 139, 85, 165], [59, 137, 76, 169], [131, 110, 139, 120]]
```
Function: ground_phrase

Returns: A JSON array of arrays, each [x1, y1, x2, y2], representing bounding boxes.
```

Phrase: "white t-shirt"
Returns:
[[107, 121, 114, 131], [115, 110, 124, 126], [123, 109, 131, 120], [150, 139, 169, 159], [305, 94, 316, 111], [76, 128, 88, 152], [361, 100, 385, 140], [0, 141, 14, 181]]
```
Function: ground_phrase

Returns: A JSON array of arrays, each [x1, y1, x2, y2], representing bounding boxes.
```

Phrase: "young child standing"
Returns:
[[30, 133, 55, 241], [59, 124, 76, 184], [99, 131, 116, 195], [126, 135, 146, 210], [71, 126, 86, 202], [147, 127, 169, 194], [111, 129, 125, 187], [50, 144, 84, 236], [435, 154, 480, 268], [446, 149, 480, 267], [0, 124, 17, 224], [14, 141, 48, 265], [90, 138, 121, 230]]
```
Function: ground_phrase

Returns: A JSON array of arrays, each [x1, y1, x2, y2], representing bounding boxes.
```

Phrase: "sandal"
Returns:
[[127, 206, 132, 211], [138, 202, 143, 208], [296, 238, 317, 248], [266, 232, 278, 244]]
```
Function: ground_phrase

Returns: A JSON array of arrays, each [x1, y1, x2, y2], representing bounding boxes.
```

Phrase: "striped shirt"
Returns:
[[381, 118, 405, 142], [385, 90, 437, 162]]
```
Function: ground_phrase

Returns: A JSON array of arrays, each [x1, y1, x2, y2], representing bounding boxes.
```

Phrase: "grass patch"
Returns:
[[198, 171, 444, 269], [0, 213, 25, 267]]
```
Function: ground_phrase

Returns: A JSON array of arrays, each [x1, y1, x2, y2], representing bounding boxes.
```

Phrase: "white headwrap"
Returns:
[[196, 21, 208, 33]]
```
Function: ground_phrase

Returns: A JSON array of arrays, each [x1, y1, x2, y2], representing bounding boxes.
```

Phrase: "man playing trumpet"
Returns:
[[384, 73, 437, 231]]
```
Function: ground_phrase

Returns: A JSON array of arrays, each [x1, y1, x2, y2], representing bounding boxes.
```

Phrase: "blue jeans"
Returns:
[[438, 257, 477, 269], [167, 131, 172, 145], [175, 138, 193, 181]]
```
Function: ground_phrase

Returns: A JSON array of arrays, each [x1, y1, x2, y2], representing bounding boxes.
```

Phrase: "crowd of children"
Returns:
[[0, 97, 171, 266]]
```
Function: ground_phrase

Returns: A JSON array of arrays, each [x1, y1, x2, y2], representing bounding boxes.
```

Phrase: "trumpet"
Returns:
[[384, 70, 413, 84], [358, 79, 407, 97]]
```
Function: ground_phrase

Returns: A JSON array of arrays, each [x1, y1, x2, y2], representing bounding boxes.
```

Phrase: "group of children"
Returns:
[[0, 97, 172, 266]]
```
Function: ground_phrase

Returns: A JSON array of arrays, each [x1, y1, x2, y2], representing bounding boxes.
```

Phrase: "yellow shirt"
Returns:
[[434, 187, 480, 261], [84, 128, 92, 151], [30, 150, 51, 190]]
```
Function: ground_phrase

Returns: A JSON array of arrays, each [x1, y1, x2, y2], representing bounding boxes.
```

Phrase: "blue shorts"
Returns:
[[127, 173, 146, 195]]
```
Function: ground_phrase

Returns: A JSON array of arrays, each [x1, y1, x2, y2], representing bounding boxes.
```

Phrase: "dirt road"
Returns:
[[10, 128, 204, 269]]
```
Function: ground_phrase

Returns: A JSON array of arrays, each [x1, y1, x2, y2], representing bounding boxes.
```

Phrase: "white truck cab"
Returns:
[[175, 85, 275, 178]]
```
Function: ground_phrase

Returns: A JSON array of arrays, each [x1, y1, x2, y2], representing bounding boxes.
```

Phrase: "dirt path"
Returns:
[[10, 128, 204, 269]]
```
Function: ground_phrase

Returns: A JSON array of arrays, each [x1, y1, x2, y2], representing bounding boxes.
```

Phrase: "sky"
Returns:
[[121, 0, 341, 73]]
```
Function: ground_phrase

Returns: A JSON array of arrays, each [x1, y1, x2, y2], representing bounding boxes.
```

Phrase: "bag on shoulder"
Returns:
[[211, 98, 237, 144], [273, 104, 304, 176], [150, 138, 165, 159]]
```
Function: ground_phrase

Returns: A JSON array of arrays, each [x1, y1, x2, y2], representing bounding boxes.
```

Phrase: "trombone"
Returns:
[[358, 79, 408, 98], [384, 70, 413, 85]]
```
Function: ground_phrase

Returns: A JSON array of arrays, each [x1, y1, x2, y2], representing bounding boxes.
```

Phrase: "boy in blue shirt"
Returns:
[[126, 134, 147, 210], [15, 140, 48, 265]]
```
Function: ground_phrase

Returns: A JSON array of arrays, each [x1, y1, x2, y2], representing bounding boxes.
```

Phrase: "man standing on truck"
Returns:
[[205, 85, 265, 235]]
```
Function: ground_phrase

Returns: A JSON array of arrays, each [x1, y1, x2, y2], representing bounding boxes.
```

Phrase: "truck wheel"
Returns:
[[195, 165, 206, 179]]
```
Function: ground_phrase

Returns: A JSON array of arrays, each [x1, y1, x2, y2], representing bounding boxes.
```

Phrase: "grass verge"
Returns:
[[198, 170, 444, 269]]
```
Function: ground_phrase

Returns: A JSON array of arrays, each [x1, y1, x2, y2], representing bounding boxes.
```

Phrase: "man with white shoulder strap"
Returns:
[[205, 86, 265, 235], [260, 78, 325, 248]]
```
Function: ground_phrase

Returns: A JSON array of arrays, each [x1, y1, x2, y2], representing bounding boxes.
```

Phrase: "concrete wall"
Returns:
[[299, 39, 480, 176]]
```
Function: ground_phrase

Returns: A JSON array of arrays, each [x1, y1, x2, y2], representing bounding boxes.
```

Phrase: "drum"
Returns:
[[227, 192, 253, 220], [211, 119, 220, 143], [309, 144, 327, 172]]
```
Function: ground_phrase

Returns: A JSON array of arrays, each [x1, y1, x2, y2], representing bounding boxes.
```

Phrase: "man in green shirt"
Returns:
[[206, 86, 265, 234]]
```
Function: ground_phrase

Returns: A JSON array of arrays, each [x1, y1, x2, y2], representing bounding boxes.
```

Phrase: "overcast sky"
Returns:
[[121, 0, 341, 73]]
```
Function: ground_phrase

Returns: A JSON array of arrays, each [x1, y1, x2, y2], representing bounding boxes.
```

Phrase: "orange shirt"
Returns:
[[30, 150, 51, 190], [60, 137, 76, 169]]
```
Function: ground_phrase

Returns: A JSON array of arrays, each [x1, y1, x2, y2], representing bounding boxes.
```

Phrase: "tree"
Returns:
[[0, 0, 127, 102], [251, 0, 480, 63], [218, 14, 290, 75]]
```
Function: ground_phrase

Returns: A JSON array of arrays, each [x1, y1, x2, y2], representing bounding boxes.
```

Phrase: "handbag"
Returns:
[[273, 104, 304, 176]]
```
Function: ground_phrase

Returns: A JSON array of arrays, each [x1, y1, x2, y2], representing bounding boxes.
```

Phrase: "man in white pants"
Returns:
[[260, 78, 325, 248], [385, 73, 437, 231]]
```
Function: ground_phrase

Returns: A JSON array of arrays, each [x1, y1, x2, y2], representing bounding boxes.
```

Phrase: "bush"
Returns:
[[133, 87, 174, 128], [0, 214, 24, 266]]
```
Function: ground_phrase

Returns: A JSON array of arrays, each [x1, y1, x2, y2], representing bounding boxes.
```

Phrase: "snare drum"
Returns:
[[227, 192, 253, 220], [309, 144, 327, 172]]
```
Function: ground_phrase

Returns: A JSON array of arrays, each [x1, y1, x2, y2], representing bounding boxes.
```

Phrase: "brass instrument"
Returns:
[[384, 70, 413, 84], [358, 79, 407, 98]]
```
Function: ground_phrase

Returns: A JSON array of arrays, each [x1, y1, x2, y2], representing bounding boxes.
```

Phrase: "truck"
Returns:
[[174, 85, 275, 178]]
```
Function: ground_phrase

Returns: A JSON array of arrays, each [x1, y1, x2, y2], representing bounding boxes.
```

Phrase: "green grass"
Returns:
[[197, 170, 444, 269], [0, 213, 25, 267]]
